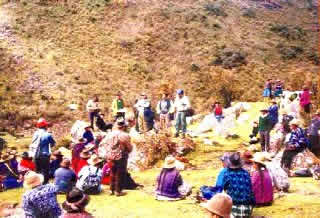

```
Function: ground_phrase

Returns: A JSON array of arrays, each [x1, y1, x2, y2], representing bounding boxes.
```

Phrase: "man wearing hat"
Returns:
[[156, 93, 174, 130], [31, 118, 56, 184], [308, 109, 320, 155], [220, 152, 255, 218], [258, 109, 271, 152], [54, 158, 77, 193], [22, 171, 62, 217], [281, 119, 307, 172], [173, 89, 191, 138], [268, 100, 279, 129], [104, 117, 132, 196], [134, 92, 152, 133], [76, 154, 103, 194]]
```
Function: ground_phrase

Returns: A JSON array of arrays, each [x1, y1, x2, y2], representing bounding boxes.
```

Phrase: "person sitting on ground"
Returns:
[[258, 109, 271, 152], [213, 102, 224, 122], [241, 151, 254, 176], [95, 112, 113, 132], [281, 119, 308, 173], [0, 153, 23, 190], [156, 93, 174, 130], [76, 154, 103, 195], [249, 121, 259, 144], [268, 100, 279, 129], [250, 153, 273, 207], [308, 109, 320, 156], [18, 152, 36, 176], [221, 152, 255, 218], [201, 193, 233, 218], [61, 188, 93, 218], [54, 158, 77, 193], [49, 150, 64, 179], [155, 156, 187, 201], [71, 138, 87, 175], [300, 86, 311, 114], [264, 153, 289, 192], [83, 125, 94, 145], [22, 171, 62, 218], [75, 150, 91, 176], [215, 153, 230, 188], [86, 96, 100, 130]]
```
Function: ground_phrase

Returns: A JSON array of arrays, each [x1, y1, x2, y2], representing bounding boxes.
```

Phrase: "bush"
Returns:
[[204, 3, 227, 17], [277, 44, 304, 60], [306, 50, 320, 65], [210, 48, 247, 69], [270, 24, 305, 40]]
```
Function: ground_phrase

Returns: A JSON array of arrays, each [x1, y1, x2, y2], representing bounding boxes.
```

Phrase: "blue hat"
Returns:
[[177, 89, 184, 95]]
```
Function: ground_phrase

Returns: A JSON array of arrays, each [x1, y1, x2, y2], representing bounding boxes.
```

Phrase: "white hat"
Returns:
[[289, 119, 300, 126], [163, 156, 176, 169]]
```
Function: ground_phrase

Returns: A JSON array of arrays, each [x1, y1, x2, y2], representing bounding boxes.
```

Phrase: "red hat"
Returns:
[[36, 118, 49, 128]]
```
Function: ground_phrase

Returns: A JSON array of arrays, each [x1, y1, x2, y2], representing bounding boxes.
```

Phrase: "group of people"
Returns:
[[87, 90, 192, 138]]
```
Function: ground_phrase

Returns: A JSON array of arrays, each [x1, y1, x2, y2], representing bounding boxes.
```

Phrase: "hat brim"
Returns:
[[200, 202, 230, 218], [23, 174, 44, 189], [163, 163, 176, 169], [227, 159, 243, 169], [88, 159, 103, 166]]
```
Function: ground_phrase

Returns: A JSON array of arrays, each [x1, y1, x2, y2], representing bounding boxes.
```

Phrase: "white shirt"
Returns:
[[134, 99, 151, 114], [174, 95, 191, 112], [86, 100, 99, 112]]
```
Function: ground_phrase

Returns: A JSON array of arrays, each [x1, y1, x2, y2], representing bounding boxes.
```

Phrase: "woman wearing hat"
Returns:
[[74, 150, 91, 176], [155, 156, 186, 201], [71, 138, 87, 175], [281, 119, 308, 173], [250, 153, 273, 207], [22, 171, 62, 218], [0, 154, 23, 190], [83, 125, 94, 146], [54, 158, 77, 193], [221, 152, 255, 217], [61, 188, 93, 218], [76, 154, 103, 194], [18, 152, 36, 175], [49, 150, 64, 179], [201, 193, 233, 218]]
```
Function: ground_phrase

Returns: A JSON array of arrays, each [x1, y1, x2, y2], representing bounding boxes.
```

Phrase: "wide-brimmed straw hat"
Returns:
[[83, 143, 95, 152], [227, 152, 243, 169], [87, 154, 103, 166], [201, 193, 233, 218], [163, 156, 176, 169], [52, 150, 63, 157], [84, 123, 91, 129], [115, 117, 126, 127], [80, 151, 91, 159], [250, 152, 272, 166], [289, 119, 300, 126], [62, 188, 90, 213], [23, 171, 44, 189]]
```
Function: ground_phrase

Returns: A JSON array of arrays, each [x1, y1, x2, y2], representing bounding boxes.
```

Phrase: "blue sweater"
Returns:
[[215, 168, 228, 187], [221, 168, 255, 205]]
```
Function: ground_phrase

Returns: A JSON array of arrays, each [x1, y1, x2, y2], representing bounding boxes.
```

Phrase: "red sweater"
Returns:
[[19, 159, 36, 172]]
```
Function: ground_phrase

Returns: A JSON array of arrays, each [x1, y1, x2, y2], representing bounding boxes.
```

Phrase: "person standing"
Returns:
[[105, 118, 132, 196], [213, 102, 224, 122], [111, 92, 125, 119], [134, 93, 152, 133], [32, 118, 56, 184], [86, 96, 100, 130], [300, 86, 311, 114], [258, 109, 271, 152], [263, 79, 272, 101], [268, 100, 279, 129], [174, 89, 191, 138], [308, 109, 320, 155], [22, 171, 62, 218], [156, 93, 174, 130]]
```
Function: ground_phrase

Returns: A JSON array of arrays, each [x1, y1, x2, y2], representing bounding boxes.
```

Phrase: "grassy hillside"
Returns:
[[0, 0, 319, 133]]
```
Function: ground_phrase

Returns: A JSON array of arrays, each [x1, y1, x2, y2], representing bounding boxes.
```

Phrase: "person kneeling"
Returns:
[[155, 156, 191, 201]]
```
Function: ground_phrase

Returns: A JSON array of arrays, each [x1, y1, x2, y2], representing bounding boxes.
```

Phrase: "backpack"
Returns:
[[81, 167, 101, 194]]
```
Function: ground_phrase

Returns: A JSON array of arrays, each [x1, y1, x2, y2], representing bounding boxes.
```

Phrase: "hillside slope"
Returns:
[[0, 0, 319, 132]]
